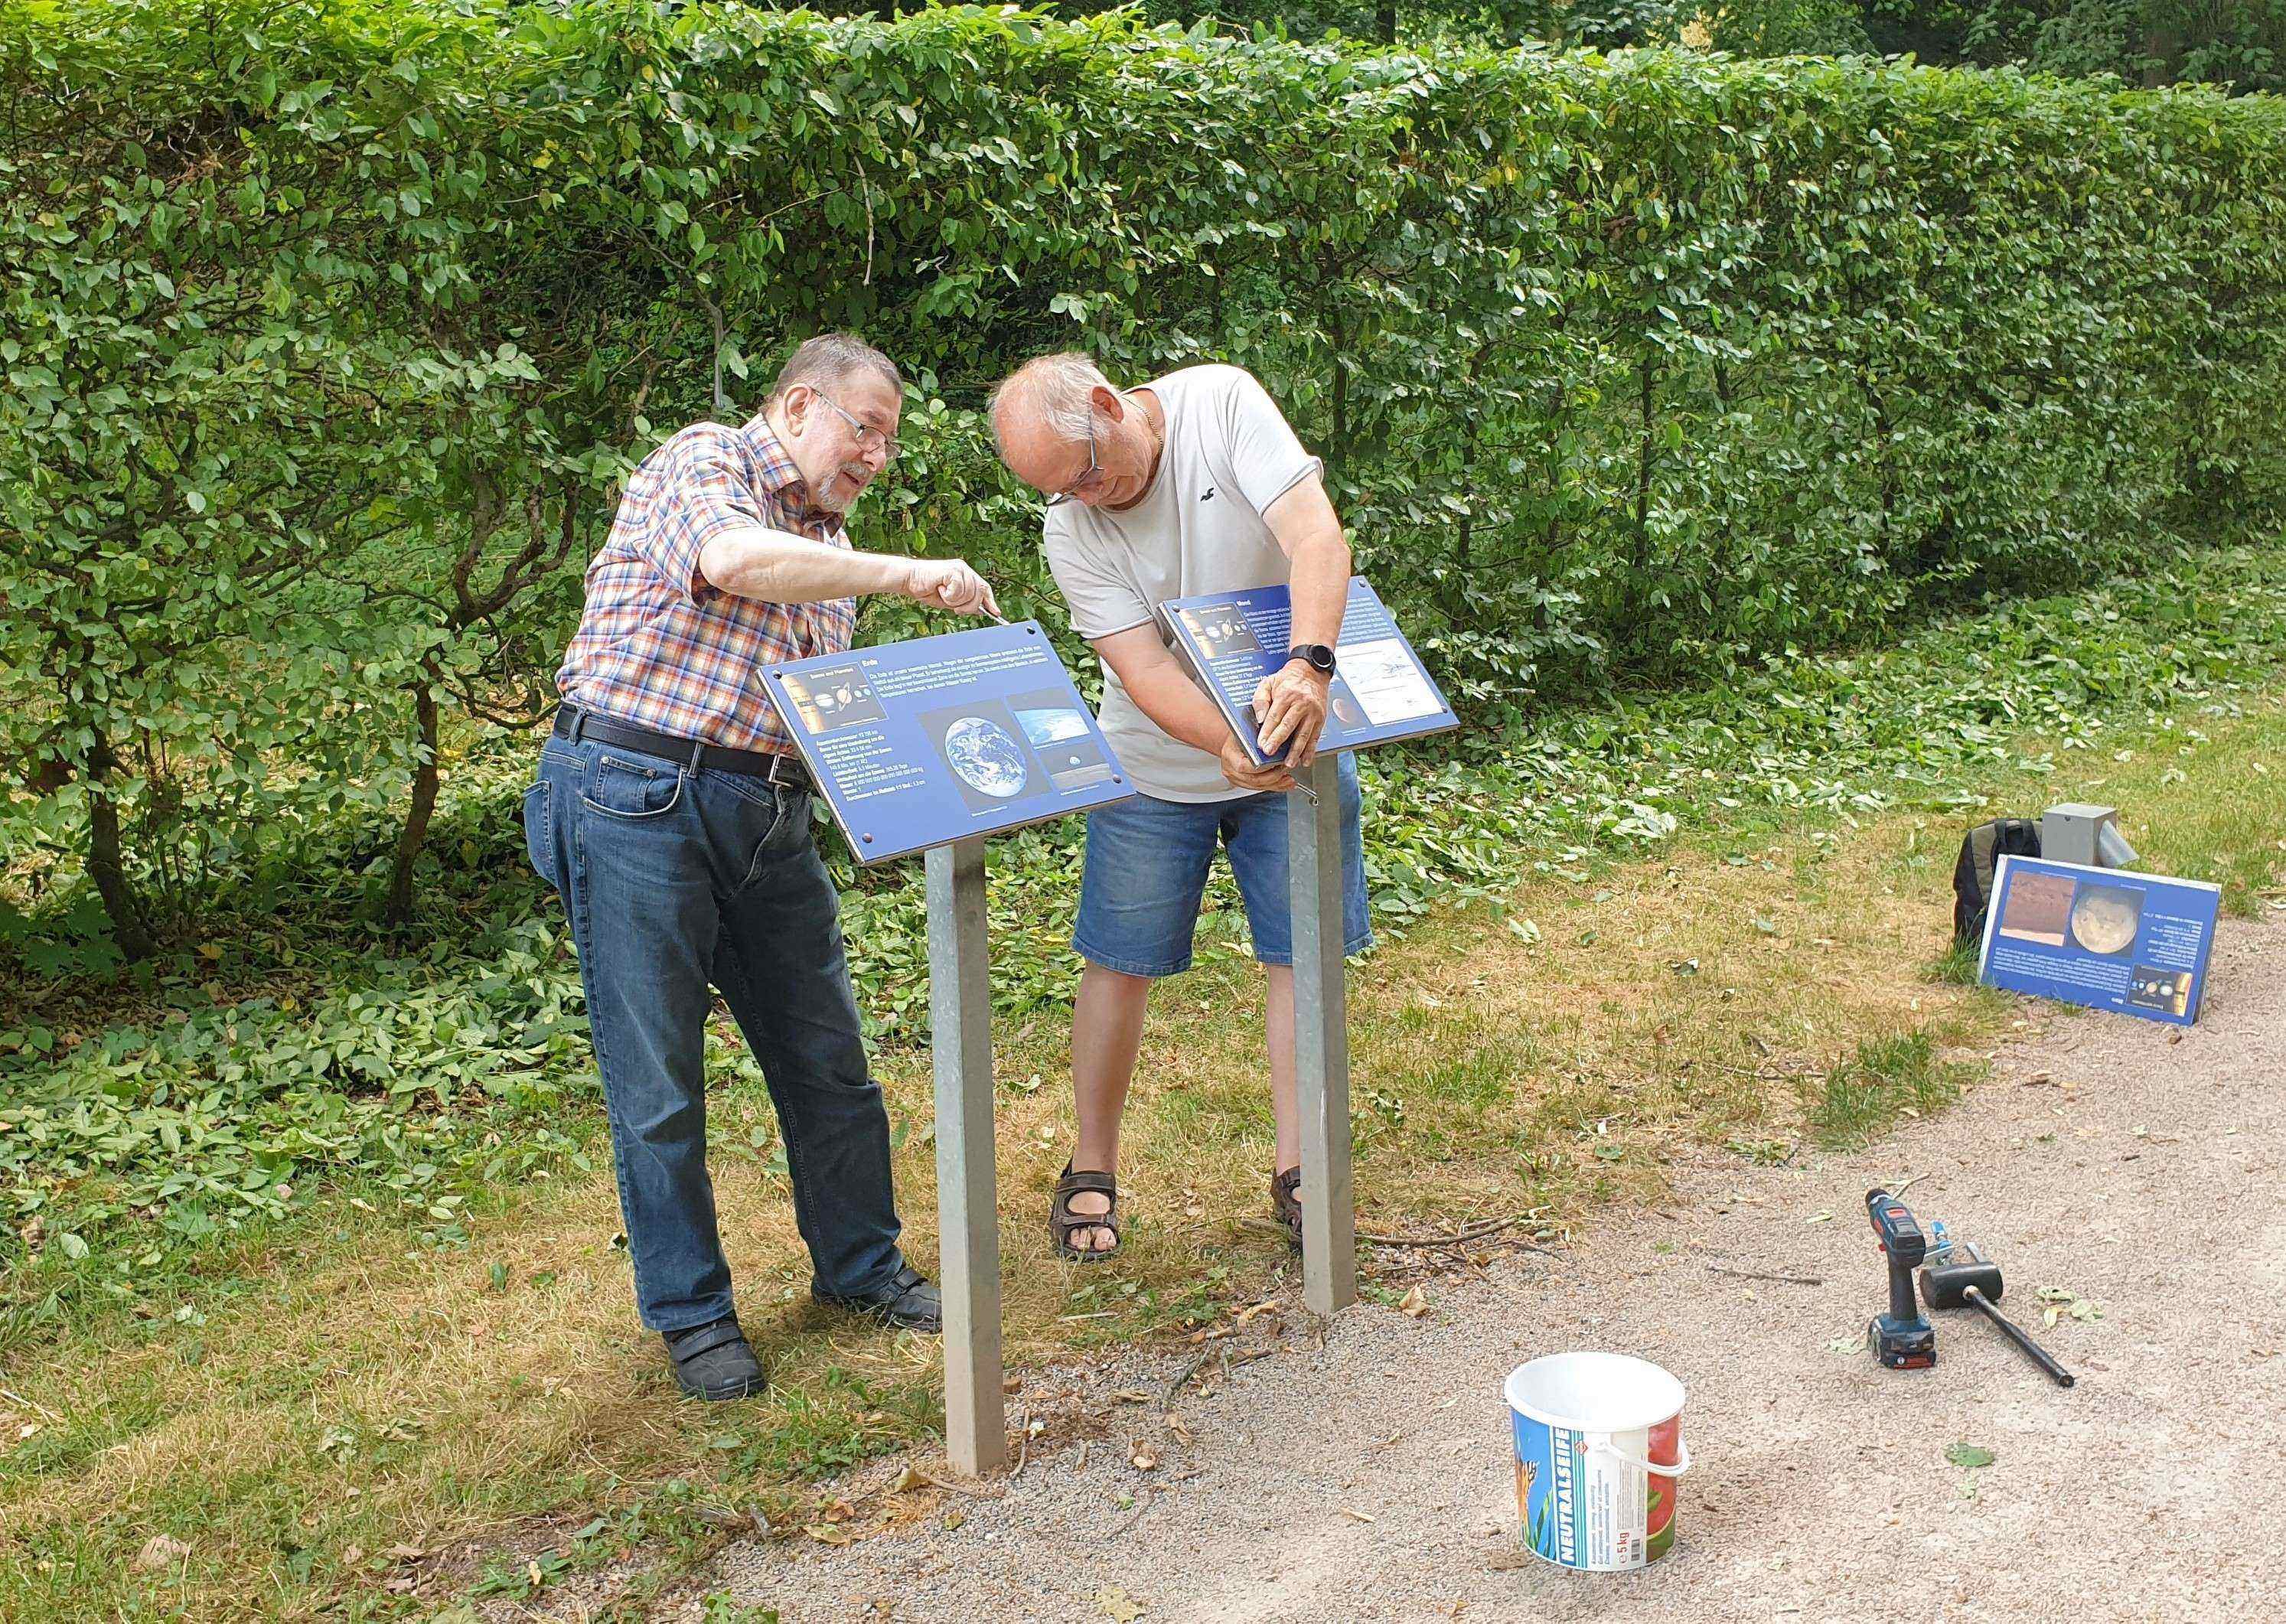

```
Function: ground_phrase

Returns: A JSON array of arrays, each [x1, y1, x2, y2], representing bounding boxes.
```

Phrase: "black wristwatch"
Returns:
[[1286, 643, 1336, 676]]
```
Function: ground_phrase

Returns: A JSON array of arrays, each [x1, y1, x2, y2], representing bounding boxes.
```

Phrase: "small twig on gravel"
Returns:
[[1707, 1264, 1825, 1287], [1880, 1172, 1930, 1203], [1165, 1346, 1216, 1409], [1358, 1216, 1521, 1247], [1237, 1213, 1568, 1264], [1010, 1410, 1032, 1480], [905, 1468, 1003, 1500], [1110, 1492, 1158, 1538]]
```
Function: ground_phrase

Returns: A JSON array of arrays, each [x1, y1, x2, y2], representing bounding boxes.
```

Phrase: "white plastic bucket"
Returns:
[[1505, 1352, 1690, 1572]]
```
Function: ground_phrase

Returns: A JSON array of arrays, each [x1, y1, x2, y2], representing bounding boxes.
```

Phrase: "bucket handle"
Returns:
[[1588, 1436, 1691, 1478]]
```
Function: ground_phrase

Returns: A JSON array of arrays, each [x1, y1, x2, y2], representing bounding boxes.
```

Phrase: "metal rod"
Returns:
[[1967, 1287, 2076, 1388], [1288, 753, 1355, 1315], [927, 837, 1008, 1472]]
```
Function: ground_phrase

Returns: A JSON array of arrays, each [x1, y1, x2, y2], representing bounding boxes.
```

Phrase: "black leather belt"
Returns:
[[553, 707, 813, 791]]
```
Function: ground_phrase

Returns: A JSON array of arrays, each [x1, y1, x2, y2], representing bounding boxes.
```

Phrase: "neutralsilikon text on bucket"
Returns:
[[1505, 1352, 1691, 1572]]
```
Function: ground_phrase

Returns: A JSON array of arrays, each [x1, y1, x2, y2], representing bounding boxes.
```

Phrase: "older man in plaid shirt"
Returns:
[[527, 334, 1000, 1401]]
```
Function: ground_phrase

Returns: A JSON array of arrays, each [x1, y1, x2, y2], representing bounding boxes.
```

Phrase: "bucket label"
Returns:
[[1552, 1428, 1577, 1567], [1513, 1414, 1680, 1573]]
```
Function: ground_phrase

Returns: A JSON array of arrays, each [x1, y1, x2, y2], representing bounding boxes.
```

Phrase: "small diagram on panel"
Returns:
[[2125, 965, 2192, 1017], [1339, 637, 1443, 726], [1009, 688, 1117, 792], [2067, 883, 2144, 956], [1177, 603, 1263, 664], [778, 664, 887, 735]]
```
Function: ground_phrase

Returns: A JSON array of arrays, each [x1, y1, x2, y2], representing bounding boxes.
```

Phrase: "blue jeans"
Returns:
[[1073, 755, 1373, 977], [525, 731, 908, 1332]]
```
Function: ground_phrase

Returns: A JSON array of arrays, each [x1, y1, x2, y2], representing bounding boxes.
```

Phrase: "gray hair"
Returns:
[[765, 333, 902, 409], [988, 351, 1113, 451]]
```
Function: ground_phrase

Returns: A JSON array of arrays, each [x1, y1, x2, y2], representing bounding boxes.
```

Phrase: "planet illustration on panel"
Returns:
[[2068, 884, 2142, 956], [942, 716, 1030, 799]]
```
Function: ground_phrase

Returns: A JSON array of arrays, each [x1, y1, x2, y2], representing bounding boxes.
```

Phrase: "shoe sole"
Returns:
[[675, 1371, 767, 1401], [813, 1296, 941, 1334]]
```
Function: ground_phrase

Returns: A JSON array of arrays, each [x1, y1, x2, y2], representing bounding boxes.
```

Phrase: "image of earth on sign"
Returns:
[[941, 716, 1030, 799]]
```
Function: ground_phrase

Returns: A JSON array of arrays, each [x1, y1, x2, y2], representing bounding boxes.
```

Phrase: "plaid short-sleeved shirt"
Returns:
[[556, 415, 859, 754]]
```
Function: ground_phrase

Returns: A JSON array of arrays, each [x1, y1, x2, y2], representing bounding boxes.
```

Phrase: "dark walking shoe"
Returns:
[[813, 1264, 943, 1333], [663, 1315, 766, 1401]]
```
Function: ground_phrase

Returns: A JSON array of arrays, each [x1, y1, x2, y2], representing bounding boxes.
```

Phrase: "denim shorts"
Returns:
[[1073, 755, 1373, 977]]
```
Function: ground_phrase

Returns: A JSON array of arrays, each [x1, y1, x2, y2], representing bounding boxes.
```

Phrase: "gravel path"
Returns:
[[699, 921, 2285, 1622]]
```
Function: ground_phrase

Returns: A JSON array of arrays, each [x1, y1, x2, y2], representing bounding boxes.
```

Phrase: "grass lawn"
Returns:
[[5, 563, 2286, 1619]]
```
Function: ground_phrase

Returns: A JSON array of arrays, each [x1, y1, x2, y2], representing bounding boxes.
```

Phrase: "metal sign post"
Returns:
[[1288, 754, 1357, 1315], [764, 622, 1135, 1478], [925, 836, 1006, 1475]]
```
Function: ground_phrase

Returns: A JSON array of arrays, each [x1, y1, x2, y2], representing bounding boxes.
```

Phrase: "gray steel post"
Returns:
[[1288, 754, 1357, 1314], [926, 837, 1006, 1475]]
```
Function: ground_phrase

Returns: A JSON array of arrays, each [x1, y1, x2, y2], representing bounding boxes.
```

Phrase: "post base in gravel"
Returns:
[[926, 837, 1007, 1476], [1289, 753, 1358, 1315]]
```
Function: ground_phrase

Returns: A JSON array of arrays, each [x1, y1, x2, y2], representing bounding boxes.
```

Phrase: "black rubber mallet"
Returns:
[[1917, 1243, 2076, 1388]]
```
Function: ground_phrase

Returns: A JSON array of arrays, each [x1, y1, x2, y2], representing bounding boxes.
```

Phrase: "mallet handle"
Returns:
[[1966, 1287, 2076, 1388]]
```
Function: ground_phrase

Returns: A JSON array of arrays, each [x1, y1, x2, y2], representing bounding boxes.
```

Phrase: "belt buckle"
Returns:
[[768, 752, 805, 791]]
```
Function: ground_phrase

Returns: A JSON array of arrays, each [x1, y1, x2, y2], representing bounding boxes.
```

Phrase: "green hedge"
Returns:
[[4, 0, 2284, 961]]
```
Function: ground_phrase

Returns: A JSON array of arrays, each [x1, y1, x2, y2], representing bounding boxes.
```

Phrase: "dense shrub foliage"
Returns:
[[4, 0, 2283, 964]]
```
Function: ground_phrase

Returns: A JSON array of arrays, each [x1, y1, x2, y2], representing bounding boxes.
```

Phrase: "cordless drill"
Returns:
[[1865, 1187, 1937, 1370]]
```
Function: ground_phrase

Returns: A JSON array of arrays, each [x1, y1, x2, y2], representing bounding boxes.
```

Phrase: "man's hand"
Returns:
[[1251, 660, 1332, 768], [1218, 732, 1297, 794], [904, 558, 1002, 619]]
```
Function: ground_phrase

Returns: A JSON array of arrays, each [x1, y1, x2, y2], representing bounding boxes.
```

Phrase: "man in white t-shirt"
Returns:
[[987, 353, 1371, 1262]]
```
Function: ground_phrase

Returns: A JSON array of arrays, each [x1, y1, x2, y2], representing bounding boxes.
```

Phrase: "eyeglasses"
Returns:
[[1043, 419, 1105, 509], [810, 391, 901, 461]]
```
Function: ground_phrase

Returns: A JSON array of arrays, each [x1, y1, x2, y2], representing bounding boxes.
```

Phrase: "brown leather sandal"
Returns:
[[1271, 1166, 1303, 1252], [1049, 1161, 1121, 1262]]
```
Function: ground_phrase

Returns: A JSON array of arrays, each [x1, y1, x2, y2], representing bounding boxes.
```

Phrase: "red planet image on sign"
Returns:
[[1997, 869, 2076, 947]]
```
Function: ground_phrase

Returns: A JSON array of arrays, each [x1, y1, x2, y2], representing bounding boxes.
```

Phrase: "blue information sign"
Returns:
[[1978, 855, 2221, 1026], [762, 621, 1134, 865], [1159, 576, 1458, 765]]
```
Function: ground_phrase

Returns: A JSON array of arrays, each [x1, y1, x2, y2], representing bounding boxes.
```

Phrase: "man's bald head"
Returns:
[[991, 351, 1107, 439], [989, 352, 1155, 510]]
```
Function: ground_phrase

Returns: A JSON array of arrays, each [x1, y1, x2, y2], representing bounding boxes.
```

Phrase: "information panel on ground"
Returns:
[[763, 621, 1134, 865], [1978, 855, 2220, 1026], [1157, 576, 1458, 765]]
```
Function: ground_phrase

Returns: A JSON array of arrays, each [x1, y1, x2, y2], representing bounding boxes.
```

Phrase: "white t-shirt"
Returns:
[[1042, 364, 1323, 803]]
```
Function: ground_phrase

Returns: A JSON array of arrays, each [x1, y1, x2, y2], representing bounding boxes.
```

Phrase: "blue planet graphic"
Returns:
[[943, 716, 1030, 799]]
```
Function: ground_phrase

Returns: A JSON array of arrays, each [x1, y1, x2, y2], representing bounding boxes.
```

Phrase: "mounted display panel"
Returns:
[[1157, 576, 1458, 764], [764, 620, 1133, 864]]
